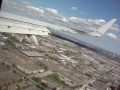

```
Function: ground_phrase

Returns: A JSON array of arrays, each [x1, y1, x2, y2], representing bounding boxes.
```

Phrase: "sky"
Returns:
[[27, 0, 120, 22]]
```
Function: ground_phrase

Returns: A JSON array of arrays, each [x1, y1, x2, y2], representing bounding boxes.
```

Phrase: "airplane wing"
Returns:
[[0, 16, 49, 36], [0, 12, 117, 37], [88, 19, 117, 37]]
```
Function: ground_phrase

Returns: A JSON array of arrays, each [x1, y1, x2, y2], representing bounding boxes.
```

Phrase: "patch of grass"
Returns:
[[5, 36, 20, 47], [32, 76, 41, 83], [48, 73, 65, 84], [6, 39, 16, 47], [12, 63, 17, 68], [35, 62, 48, 71], [22, 38, 29, 44], [12, 64, 26, 75], [45, 53, 59, 60], [10, 36, 20, 43], [32, 77, 48, 89]]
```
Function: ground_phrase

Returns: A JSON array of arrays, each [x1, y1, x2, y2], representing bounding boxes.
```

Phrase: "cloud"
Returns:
[[46, 8, 58, 14], [69, 17, 107, 31], [27, 6, 44, 14], [93, 19, 106, 25], [62, 18, 68, 22], [70, 6, 78, 11], [21, 1, 31, 5], [53, 17, 68, 23], [106, 33, 118, 40], [69, 17, 105, 25], [69, 17, 79, 20]]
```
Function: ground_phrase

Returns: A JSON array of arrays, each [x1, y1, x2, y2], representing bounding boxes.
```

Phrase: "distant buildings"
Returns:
[[17, 63, 44, 74]]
